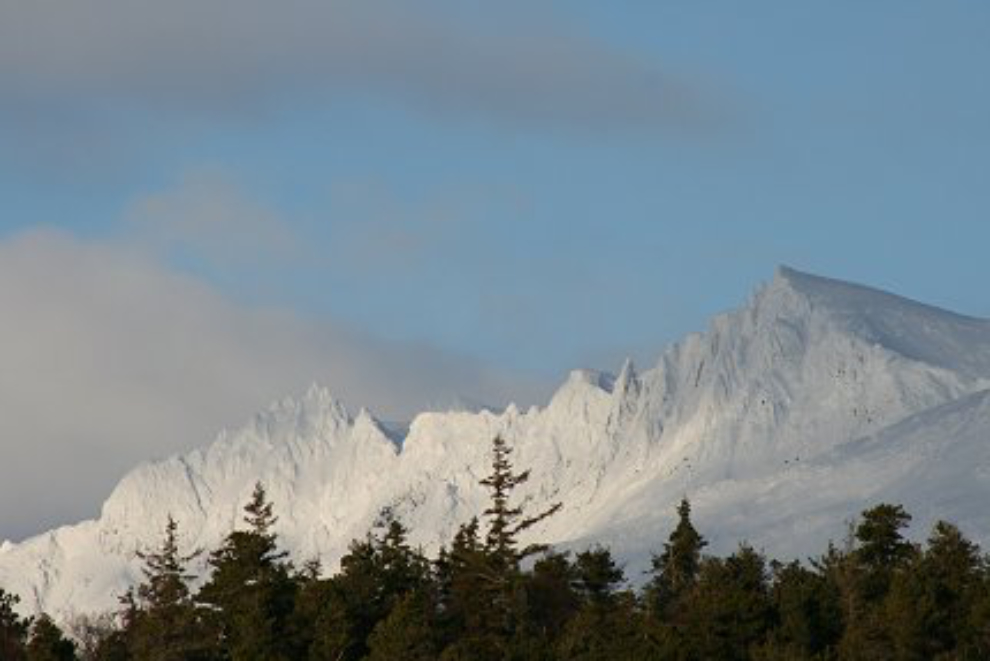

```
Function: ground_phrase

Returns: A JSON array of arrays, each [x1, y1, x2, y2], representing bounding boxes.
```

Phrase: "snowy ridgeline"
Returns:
[[3, 266, 990, 623]]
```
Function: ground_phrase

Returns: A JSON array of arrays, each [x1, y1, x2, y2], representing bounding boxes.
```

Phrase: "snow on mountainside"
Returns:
[[3, 266, 990, 623]]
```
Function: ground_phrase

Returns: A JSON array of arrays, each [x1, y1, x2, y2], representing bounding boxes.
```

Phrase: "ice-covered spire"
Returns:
[[248, 383, 351, 443], [614, 358, 640, 399]]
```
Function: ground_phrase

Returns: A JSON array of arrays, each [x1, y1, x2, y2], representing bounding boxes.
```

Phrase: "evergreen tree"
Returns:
[[557, 548, 648, 660], [196, 483, 297, 661], [128, 515, 210, 660], [572, 546, 625, 610], [765, 559, 842, 657], [284, 559, 327, 658], [523, 551, 579, 643], [0, 588, 28, 661], [836, 503, 918, 658], [135, 516, 196, 608], [478, 435, 561, 651], [435, 518, 501, 659], [682, 545, 773, 660], [309, 511, 432, 661], [886, 520, 984, 658], [853, 503, 916, 602], [310, 537, 378, 661], [557, 593, 651, 661], [645, 497, 707, 618], [374, 510, 432, 607], [307, 593, 353, 661], [436, 437, 561, 659], [480, 436, 561, 569], [366, 591, 438, 661], [25, 614, 76, 661], [969, 571, 990, 659]]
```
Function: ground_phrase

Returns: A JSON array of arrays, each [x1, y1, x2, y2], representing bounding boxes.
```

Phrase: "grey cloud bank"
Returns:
[[123, 168, 301, 267], [0, 0, 699, 130], [0, 229, 547, 541]]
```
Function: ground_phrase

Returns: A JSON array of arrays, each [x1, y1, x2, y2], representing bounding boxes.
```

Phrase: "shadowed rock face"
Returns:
[[4, 266, 990, 623]]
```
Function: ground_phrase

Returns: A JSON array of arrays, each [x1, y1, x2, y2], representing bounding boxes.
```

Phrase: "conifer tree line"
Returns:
[[3, 435, 990, 659]]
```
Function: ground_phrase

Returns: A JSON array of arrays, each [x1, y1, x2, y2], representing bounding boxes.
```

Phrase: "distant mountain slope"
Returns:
[[3, 267, 990, 623]]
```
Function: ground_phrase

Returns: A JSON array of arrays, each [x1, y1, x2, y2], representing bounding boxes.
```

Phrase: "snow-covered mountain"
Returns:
[[4, 266, 990, 623]]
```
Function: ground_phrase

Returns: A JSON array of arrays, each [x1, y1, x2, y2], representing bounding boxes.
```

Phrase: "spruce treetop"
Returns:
[[480, 436, 561, 565], [135, 514, 199, 611], [646, 497, 707, 614], [854, 503, 915, 569], [244, 482, 278, 538], [657, 497, 707, 590]]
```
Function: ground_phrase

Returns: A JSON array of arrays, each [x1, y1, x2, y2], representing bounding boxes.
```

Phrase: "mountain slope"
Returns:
[[3, 266, 990, 622]]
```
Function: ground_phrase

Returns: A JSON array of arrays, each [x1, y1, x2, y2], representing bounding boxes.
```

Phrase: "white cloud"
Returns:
[[0, 229, 547, 541]]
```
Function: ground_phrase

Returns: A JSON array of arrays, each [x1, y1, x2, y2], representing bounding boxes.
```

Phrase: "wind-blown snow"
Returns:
[[3, 266, 990, 623]]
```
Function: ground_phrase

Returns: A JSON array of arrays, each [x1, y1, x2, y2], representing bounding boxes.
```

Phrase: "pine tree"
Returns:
[[374, 510, 432, 606], [835, 503, 918, 657], [645, 497, 707, 618], [136, 516, 196, 609], [436, 438, 562, 659], [284, 559, 328, 658], [366, 591, 438, 661], [855, 503, 915, 573], [764, 559, 841, 657], [886, 520, 984, 658], [478, 435, 561, 649], [309, 511, 432, 661], [309, 537, 377, 661], [307, 594, 352, 661], [128, 515, 209, 660], [572, 546, 625, 610], [196, 483, 296, 661], [523, 551, 579, 643], [556, 547, 649, 660], [681, 545, 773, 660], [480, 436, 561, 568], [435, 518, 496, 656], [556, 590, 649, 661], [25, 614, 76, 661], [0, 588, 29, 661]]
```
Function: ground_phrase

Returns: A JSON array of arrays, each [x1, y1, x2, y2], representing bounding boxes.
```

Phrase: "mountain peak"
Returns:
[[764, 265, 873, 306], [247, 383, 353, 443], [766, 266, 984, 322], [741, 265, 990, 387], [614, 358, 640, 398], [6, 268, 990, 624], [302, 382, 348, 412]]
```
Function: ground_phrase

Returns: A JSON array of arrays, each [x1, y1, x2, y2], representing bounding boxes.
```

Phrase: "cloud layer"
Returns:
[[123, 168, 300, 267], [0, 229, 546, 541], [0, 0, 698, 130]]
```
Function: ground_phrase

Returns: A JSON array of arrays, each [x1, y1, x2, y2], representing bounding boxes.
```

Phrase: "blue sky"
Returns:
[[3, 1, 989, 372], [1, 1, 989, 535]]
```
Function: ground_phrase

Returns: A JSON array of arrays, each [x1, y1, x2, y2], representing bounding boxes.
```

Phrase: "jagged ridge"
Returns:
[[3, 267, 990, 623]]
